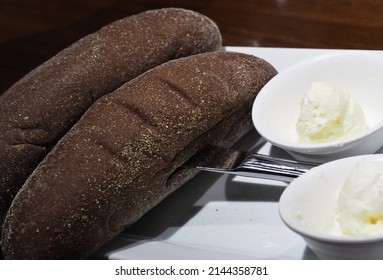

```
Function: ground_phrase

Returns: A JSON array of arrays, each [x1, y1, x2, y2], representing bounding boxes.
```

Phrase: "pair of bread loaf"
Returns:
[[0, 8, 221, 227], [0, 8, 277, 259]]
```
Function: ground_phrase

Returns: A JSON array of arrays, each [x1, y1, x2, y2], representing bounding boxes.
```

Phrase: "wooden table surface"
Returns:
[[2, 0, 383, 93]]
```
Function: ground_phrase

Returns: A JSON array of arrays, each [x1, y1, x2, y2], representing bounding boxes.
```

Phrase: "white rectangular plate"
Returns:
[[95, 47, 383, 260]]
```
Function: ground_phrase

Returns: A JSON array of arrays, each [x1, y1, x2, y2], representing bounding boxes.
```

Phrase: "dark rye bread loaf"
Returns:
[[0, 8, 221, 227], [2, 51, 277, 259]]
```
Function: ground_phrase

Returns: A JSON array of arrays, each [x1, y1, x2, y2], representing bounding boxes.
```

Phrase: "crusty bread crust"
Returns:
[[0, 8, 221, 227], [2, 51, 277, 259]]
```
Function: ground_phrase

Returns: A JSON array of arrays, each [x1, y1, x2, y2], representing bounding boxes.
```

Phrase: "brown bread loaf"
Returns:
[[0, 8, 221, 226], [2, 51, 277, 259]]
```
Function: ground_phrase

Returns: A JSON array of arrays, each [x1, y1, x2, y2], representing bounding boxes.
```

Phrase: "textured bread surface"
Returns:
[[0, 8, 221, 226], [2, 51, 277, 259]]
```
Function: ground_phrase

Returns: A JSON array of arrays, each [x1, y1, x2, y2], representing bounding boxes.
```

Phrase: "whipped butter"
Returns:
[[296, 81, 367, 143], [337, 160, 383, 236]]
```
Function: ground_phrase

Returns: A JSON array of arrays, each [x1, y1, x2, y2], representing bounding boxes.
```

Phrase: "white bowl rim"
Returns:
[[281, 213, 383, 245], [252, 50, 383, 154], [279, 154, 383, 245], [270, 125, 383, 154]]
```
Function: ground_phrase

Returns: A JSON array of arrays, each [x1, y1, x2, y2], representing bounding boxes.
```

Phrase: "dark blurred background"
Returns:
[[2, 0, 383, 93]]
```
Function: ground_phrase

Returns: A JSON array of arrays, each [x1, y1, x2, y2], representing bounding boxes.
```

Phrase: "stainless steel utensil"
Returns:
[[184, 145, 316, 182]]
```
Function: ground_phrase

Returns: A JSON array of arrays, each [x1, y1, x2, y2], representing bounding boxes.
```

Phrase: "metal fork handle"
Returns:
[[226, 154, 315, 182]]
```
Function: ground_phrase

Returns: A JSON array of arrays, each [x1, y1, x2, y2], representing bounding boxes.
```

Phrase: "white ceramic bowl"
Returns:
[[279, 154, 383, 260], [252, 51, 383, 163]]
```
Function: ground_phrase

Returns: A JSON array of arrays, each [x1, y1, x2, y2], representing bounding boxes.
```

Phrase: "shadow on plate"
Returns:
[[93, 130, 299, 259]]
